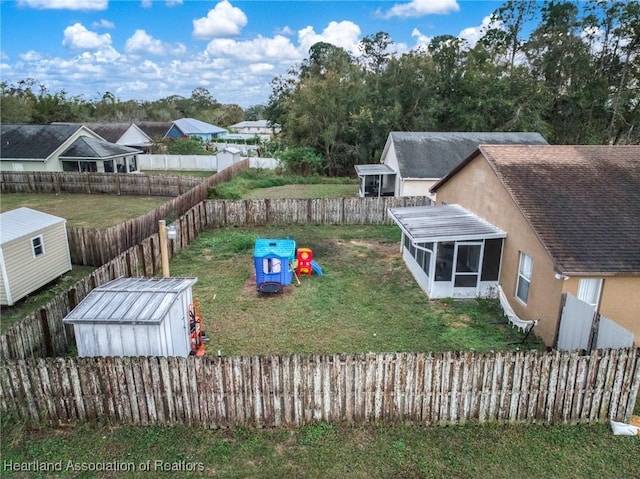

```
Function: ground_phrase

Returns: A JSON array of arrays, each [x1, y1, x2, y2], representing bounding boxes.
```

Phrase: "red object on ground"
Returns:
[[297, 247, 313, 276]]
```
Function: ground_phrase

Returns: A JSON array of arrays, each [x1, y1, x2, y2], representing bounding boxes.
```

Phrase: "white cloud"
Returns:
[[411, 28, 432, 49], [205, 35, 301, 62], [277, 26, 295, 36], [249, 63, 275, 74], [166, 0, 183, 6], [18, 0, 107, 10], [459, 15, 498, 48], [125, 29, 186, 56], [92, 19, 115, 29], [380, 0, 459, 19], [193, 0, 248, 39], [298, 21, 362, 55], [62, 23, 112, 50], [20, 50, 43, 61]]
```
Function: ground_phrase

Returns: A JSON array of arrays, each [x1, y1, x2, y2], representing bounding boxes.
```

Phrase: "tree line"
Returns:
[[1, 1, 638, 176]]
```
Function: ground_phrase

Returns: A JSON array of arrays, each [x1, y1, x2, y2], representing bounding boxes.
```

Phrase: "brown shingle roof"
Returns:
[[478, 145, 640, 275]]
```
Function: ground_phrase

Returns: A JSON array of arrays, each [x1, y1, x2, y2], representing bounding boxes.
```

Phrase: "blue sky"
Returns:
[[1, 0, 507, 107]]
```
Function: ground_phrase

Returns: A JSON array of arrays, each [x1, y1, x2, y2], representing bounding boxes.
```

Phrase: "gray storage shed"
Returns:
[[0, 207, 72, 306], [63, 277, 198, 357]]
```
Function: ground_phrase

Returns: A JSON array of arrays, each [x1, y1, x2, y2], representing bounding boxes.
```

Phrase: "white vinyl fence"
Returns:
[[139, 155, 280, 172]]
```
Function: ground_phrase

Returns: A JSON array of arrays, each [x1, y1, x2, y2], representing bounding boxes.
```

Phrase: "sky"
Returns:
[[0, 0, 507, 108]]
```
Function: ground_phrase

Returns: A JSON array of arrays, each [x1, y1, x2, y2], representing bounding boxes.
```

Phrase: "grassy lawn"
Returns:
[[168, 225, 546, 356], [1, 421, 638, 479], [208, 169, 358, 199], [0, 193, 171, 228], [242, 183, 358, 199]]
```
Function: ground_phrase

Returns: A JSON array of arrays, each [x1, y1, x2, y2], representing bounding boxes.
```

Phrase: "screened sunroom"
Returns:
[[388, 204, 506, 299], [354, 164, 397, 197]]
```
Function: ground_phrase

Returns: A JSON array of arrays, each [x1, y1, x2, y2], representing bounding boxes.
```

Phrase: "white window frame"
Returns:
[[31, 235, 45, 258], [516, 252, 533, 304]]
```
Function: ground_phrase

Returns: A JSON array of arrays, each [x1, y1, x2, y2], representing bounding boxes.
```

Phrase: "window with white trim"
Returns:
[[31, 235, 44, 258], [516, 252, 533, 304], [577, 278, 602, 307]]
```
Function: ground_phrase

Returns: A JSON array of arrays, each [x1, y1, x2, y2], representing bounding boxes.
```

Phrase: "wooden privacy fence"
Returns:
[[0, 171, 203, 196], [0, 195, 430, 360], [66, 160, 249, 266], [1, 349, 638, 428]]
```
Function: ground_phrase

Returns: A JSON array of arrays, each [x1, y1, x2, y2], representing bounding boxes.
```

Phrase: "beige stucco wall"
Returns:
[[435, 153, 565, 345], [563, 277, 640, 346]]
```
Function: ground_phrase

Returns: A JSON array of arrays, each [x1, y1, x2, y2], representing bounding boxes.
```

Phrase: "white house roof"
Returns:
[[0, 207, 67, 245], [63, 277, 198, 325], [388, 204, 506, 243]]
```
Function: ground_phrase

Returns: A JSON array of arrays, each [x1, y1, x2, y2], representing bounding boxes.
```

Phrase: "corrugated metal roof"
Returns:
[[63, 277, 197, 325], [0, 207, 66, 245], [254, 238, 296, 258], [388, 204, 506, 243], [354, 164, 396, 176]]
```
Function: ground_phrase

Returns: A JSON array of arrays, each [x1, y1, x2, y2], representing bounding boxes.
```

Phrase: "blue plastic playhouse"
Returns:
[[254, 238, 296, 293]]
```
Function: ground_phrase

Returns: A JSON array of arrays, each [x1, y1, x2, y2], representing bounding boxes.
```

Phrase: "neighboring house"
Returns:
[[0, 124, 141, 173], [230, 120, 280, 138], [165, 118, 228, 141], [356, 132, 548, 199], [0, 207, 72, 306], [63, 277, 199, 357], [391, 144, 639, 349], [64, 122, 153, 152]]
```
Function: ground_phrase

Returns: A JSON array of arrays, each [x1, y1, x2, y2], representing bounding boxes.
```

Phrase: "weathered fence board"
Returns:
[[1, 350, 637, 429]]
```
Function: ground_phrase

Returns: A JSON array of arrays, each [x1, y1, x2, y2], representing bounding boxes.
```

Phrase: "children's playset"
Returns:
[[253, 238, 323, 293]]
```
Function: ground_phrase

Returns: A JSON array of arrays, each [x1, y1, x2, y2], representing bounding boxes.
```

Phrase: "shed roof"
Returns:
[[388, 204, 506, 243], [0, 207, 67, 245], [465, 145, 640, 275], [385, 132, 548, 179], [63, 277, 198, 325], [254, 238, 296, 258], [354, 164, 396, 176], [59, 136, 141, 159]]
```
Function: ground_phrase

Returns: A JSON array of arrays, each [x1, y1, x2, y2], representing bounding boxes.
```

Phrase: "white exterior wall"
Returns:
[[0, 222, 72, 306], [401, 179, 437, 198], [138, 154, 217, 171]]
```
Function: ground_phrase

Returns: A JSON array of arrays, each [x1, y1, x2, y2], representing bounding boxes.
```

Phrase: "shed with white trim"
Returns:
[[0, 207, 72, 306]]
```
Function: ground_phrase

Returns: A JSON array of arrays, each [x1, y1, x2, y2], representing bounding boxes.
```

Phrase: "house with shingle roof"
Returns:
[[393, 144, 639, 349], [58, 122, 153, 152], [0, 124, 141, 173], [355, 132, 548, 199]]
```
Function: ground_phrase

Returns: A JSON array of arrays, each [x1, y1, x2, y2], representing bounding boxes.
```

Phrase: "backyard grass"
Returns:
[[1, 420, 638, 479], [168, 224, 546, 356], [242, 183, 358, 199], [208, 169, 358, 199], [0, 266, 95, 332], [0, 193, 171, 228]]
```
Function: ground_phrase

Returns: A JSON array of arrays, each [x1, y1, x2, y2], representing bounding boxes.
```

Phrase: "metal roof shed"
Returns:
[[388, 204, 506, 299], [63, 277, 198, 357]]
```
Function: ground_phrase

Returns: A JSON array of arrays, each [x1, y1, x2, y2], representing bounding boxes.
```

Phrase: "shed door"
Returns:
[[452, 242, 482, 296]]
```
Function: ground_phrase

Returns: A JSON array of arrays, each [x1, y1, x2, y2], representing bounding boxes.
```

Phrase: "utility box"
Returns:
[[63, 277, 198, 357]]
